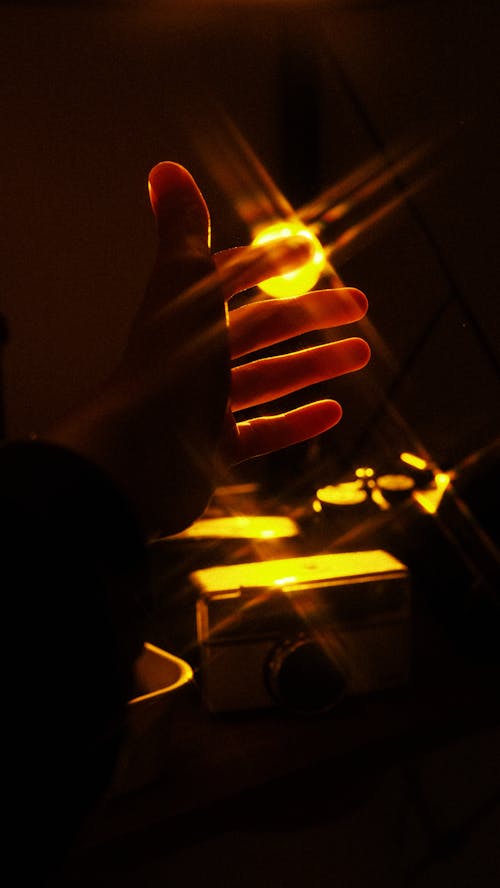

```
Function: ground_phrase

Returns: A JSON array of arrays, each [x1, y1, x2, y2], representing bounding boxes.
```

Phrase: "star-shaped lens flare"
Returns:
[[195, 112, 474, 489], [252, 221, 325, 297], [196, 109, 440, 299]]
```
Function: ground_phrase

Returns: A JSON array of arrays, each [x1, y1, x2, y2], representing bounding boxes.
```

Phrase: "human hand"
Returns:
[[48, 162, 369, 538], [215, 249, 370, 465]]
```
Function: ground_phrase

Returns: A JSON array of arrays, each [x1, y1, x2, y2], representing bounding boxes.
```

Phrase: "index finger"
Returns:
[[214, 238, 314, 298]]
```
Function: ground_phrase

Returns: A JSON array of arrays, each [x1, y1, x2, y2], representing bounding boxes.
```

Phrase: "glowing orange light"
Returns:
[[435, 472, 451, 488], [128, 642, 193, 705], [169, 515, 298, 540], [274, 576, 298, 587], [316, 483, 367, 505], [400, 451, 428, 471], [355, 467, 375, 479], [252, 221, 325, 297], [192, 550, 408, 597], [370, 488, 391, 511], [413, 472, 451, 515], [377, 474, 415, 492]]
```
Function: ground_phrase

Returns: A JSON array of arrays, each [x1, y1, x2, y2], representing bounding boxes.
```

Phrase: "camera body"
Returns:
[[193, 549, 411, 713]]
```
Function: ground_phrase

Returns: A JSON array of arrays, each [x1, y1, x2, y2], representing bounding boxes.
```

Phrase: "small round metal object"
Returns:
[[316, 482, 368, 506], [376, 474, 415, 504]]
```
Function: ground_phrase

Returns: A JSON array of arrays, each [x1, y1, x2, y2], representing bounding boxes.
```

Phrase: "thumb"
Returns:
[[148, 161, 211, 255], [135, 161, 218, 325]]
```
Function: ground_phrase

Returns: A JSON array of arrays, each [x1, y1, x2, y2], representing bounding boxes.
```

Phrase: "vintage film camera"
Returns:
[[193, 549, 411, 713]]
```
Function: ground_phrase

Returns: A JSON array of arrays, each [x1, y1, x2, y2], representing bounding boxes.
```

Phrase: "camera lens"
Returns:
[[265, 635, 348, 714]]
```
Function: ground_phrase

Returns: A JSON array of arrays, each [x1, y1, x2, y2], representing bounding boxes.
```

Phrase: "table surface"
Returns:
[[70, 605, 499, 861], [64, 489, 500, 879]]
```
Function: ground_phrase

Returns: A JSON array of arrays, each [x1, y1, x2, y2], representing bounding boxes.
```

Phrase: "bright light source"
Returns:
[[252, 221, 325, 297], [355, 466, 375, 479], [400, 451, 428, 471], [377, 474, 415, 492], [435, 472, 451, 489], [169, 515, 298, 540], [413, 472, 451, 515], [316, 483, 367, 505], [370, 487, 391, 511]]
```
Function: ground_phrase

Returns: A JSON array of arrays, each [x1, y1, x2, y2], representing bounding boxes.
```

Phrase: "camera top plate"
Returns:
[[191, 549, 408, 598]]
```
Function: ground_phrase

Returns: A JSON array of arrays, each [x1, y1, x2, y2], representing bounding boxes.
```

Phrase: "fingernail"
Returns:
[[148, 162, 188, 205], [147, 161, 210, 245], [349, 288, 368, 313]]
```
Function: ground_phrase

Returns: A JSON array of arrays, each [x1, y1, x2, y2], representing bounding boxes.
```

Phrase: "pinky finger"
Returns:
[[233, 400, 342, 463]]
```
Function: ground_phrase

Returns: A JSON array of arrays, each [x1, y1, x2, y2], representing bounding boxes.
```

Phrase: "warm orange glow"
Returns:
[[400, 451, 429, 471], [316, 483, 367, 505], [370, 487, 391, 511], [252, 221, 325, 297], [129, 642, 193, 705], [194, 114, 447, 500], [377, 474, 415, 492], [170, 514, 299, 540], [274, 575, 298, 586], [355, 467, 375, 479], [434, 472, 451, 488], [413, 472, 451, 515], [192, 550, 408, 597]]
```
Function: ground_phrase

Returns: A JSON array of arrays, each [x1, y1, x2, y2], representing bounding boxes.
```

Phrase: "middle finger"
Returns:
[[229, 287, 368, 359]]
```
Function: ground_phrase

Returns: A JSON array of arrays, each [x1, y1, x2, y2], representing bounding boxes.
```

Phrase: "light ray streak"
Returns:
[[200, 578, 342, 653], [192, 115, 498, 599], [436, 441, 500, 568], [197, 110, 445, 315], [323, 169, 436, 267], [194, 117, 439, 447], [151, 231, 314, 336], [196, 106, 295, 230], [300, 139, 434, 233], [199, 106, 438, 261], [299, 153, 390, 226]]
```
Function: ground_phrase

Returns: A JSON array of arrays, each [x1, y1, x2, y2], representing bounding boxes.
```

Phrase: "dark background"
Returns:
[[1, 4, 499, 886], [1, 0, 499, 486]]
